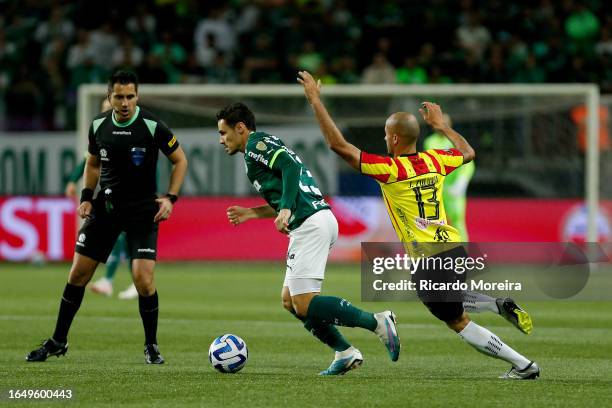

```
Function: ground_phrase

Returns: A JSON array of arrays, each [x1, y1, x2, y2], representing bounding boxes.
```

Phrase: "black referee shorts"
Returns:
[[412, 245, 468, 322], [75, 198, 159, 263]]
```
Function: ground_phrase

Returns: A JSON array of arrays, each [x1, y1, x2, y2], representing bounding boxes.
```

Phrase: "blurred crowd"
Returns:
[[1, 0, 611, 130]]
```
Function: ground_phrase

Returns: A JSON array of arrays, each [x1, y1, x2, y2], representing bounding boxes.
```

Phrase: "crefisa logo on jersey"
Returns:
[[247, 151, 269, 166], [130, 147, 146, 166]]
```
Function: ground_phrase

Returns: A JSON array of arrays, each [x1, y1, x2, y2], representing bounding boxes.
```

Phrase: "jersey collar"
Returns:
[[112, 106, 140, 127]]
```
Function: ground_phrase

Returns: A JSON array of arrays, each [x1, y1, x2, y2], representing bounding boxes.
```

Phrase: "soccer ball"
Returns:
[[208, 334, 248, 373]]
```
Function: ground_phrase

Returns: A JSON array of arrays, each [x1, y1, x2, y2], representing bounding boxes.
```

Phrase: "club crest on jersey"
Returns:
[[434, 227, 450, 242], [100, 148, 109, 161], [256, 141, 267, 151], [130, 147, 146, 166]]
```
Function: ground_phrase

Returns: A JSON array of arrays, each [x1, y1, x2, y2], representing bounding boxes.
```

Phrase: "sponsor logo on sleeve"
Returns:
[[263, 137, 281, 146], [168, 135, 177, 147]]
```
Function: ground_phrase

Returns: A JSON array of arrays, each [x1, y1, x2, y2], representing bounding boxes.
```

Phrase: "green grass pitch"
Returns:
[[1, 262, 611, 407]]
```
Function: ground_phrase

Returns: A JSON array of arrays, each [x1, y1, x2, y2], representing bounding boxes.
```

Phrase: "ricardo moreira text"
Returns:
[[372, 254, 487, 275], [370, 254, 523, 292]]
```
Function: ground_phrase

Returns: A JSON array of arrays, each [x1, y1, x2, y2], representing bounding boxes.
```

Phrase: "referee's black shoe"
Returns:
[[144, 344, 165, 364], [26, 338, 68, 362]]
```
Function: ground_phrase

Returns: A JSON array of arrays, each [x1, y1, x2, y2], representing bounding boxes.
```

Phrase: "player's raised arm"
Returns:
[[419, 102, 475, 164], [298, 71, 361, 170]]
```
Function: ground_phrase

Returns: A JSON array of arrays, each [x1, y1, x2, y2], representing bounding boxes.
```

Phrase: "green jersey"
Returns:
[[244, 131, 330, 230]]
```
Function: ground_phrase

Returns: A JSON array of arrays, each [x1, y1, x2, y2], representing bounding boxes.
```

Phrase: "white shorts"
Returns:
[[283, 209, 338, 295], [284, 278, 323, 296]]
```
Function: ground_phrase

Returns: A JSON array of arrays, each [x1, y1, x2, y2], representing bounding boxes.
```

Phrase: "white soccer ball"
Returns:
[[208, 334, 248, 373]]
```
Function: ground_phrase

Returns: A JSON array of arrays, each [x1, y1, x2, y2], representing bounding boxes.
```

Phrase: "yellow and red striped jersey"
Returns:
[[360, 149, 464, 243]]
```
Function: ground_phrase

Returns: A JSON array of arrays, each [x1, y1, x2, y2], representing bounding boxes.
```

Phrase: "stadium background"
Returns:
[[1, 2, 611, 407], [0, 0, 611, 261]]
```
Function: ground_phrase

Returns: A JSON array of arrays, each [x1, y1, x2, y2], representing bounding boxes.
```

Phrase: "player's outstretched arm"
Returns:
[[419, 102, 475, 164], [298, 71, 361, 171], [227, 205, 276, 225]]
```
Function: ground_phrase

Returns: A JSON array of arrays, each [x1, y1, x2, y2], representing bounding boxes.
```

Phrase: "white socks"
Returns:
[[463, 291, 499, 314], [336, 346, 361, 359], [459, 321, 530, 369]]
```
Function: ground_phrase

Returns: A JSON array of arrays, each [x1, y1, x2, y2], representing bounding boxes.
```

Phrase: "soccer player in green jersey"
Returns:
[[217, 103, 401, 375], [423, 114, 475, 241]]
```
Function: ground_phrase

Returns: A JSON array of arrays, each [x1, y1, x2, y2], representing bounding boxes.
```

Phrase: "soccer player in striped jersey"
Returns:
[[298, 70, 539, 380], [217, 103, 400, 376]]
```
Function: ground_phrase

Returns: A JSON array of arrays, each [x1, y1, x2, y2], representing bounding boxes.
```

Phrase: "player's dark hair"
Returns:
[[216, 103, 256, 131], [108, 70, 139, 93]]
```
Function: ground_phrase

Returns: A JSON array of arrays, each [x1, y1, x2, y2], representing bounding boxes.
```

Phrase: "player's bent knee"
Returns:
[[282, 298, 294, 313], [293, 305, 309, 319], [289, 290, 318, 319], [132, 274, 155, 296], [291, 297, 314, 319], [445, 313, 470, 333], [133, 281, 155, 296]]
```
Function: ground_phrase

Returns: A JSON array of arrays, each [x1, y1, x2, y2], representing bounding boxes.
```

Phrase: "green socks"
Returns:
[[290, 307, 351, 352], [105, 255, 119, 280], [303, 319, 351, 352], [306, 295, 377, 331]]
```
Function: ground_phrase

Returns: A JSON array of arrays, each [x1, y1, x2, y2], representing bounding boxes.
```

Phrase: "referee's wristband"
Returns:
[[165, 193, 178, 204], [80, 188, 94, 204]]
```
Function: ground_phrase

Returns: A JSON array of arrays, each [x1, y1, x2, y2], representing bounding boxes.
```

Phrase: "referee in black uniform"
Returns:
[[27, 71, 188, 364]]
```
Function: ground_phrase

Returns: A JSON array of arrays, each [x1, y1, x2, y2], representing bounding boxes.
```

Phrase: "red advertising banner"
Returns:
[[467, 199, 612, 244], [0, 197, 76, 262], [1, 196, 611, 262]]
